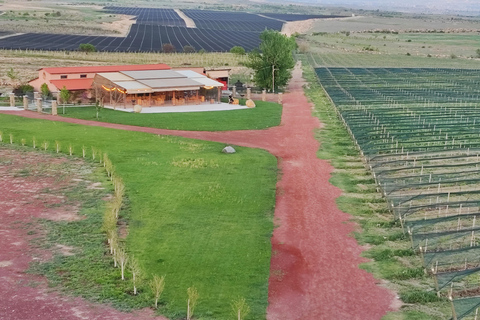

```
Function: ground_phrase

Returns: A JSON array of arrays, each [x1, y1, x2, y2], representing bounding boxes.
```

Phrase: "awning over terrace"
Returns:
[[176, 70, 225, 88], [93, 69, 224, 108], [139, 78, 204, 92]]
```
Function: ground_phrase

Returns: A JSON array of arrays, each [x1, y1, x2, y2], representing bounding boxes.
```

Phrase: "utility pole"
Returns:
[[272, 64, 275, 93]]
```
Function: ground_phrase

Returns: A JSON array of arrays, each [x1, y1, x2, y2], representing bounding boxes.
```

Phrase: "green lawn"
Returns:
[[58, 100, 282, 131], [0, 114, 277, 319]]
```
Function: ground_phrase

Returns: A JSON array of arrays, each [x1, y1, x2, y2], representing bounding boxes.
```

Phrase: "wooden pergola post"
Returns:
[[217, 87, 221, 103], [23, 95, 28, 110], [172, 91, 176, 106]]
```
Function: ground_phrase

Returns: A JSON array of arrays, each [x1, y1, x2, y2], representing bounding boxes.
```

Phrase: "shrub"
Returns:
[[78, 43, 97, 53], [400, 290, 443, 303], [183, 45, 196, 53], [230, 46, 246, 55], [162, 43, 176, 53], [15, 84, 34, 95], [297, 42, 309, 53], [40, 83, 51, 99]]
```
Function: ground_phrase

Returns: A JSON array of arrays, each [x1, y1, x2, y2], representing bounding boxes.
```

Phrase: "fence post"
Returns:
[[51, 100, 58, 116], [9, 93, 15, 107], [36, 98, 42, 113], [262, 89, 266, 101], [23, 95, 28, 110], [278, 92, 283, 104], [232, 87, 236, 97], [246, 87, 251, 100]]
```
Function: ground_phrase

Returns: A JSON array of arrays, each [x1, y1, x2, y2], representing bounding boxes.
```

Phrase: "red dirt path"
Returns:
[[1, 62, 397, 319]]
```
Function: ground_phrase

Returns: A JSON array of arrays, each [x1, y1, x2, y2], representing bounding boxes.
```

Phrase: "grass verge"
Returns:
[[0, 114, 277, 319], [58, 100, 281, 131], [299, 56, 451, 320]]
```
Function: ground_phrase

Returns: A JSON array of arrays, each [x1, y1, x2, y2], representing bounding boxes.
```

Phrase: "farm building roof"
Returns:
[[42, 64, 171, 75], [50, 79, 94, 91]]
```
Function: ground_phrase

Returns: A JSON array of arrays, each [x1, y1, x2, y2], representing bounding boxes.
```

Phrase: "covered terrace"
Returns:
[[93, 70, 224, 109]]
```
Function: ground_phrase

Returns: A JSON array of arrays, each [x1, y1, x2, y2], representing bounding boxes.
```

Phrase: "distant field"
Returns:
[[302, 31, 480, 68], [0, 5, 342, 52], [309, 14, 480, 34]]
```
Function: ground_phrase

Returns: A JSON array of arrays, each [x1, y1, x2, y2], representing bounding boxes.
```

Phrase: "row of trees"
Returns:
[[98, 152, 250, 320], [78, 42, 247, 54]]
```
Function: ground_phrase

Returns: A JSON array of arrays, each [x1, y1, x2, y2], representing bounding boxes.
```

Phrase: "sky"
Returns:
[[284, 0, 480, 14]]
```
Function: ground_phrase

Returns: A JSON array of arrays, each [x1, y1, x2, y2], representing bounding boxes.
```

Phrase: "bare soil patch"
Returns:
[[0, 145, 164, 320], [101, 14, 136, 37]]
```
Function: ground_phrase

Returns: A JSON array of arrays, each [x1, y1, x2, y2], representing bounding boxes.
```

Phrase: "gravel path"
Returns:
[[0, 62, 396, 319]]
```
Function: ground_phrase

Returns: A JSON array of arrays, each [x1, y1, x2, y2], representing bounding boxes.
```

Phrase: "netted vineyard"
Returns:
[[315, 66, 480, 320]]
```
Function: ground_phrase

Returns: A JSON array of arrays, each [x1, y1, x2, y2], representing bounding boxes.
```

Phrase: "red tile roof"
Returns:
[[50, 79, 94, 91], [42, 64, 171, 74]]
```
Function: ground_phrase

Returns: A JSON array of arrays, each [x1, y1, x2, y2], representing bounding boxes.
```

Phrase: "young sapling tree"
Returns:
[[150, 275, 165, 309], [116, 247, 128, 280], [130, 256, 141, 295], [231, 297, 250, 320], [187, 286, 199, 320]]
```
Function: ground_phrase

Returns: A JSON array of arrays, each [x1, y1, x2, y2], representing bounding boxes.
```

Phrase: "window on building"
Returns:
[[60, 75, 67, 79], [80, 74, 87, 78]]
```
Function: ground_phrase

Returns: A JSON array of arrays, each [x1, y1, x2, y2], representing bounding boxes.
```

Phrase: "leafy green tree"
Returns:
[[6, 67, 19, 87], [95, 100, 102, 120], [245, 30, 296, 92], [18, 84, 34, 94], [230, 46, 246, 55], [59, 86, 70, 114], [78, 43, 97, 53], [476, 49, 480, 58], [40, 83, 51, 99]]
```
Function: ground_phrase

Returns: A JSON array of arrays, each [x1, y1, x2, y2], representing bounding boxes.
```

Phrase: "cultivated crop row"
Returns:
[[316, 66, 480, 319], [0, 25, 262, 52], [182, 9, 284, 32], [104, 7, 187, 27]]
